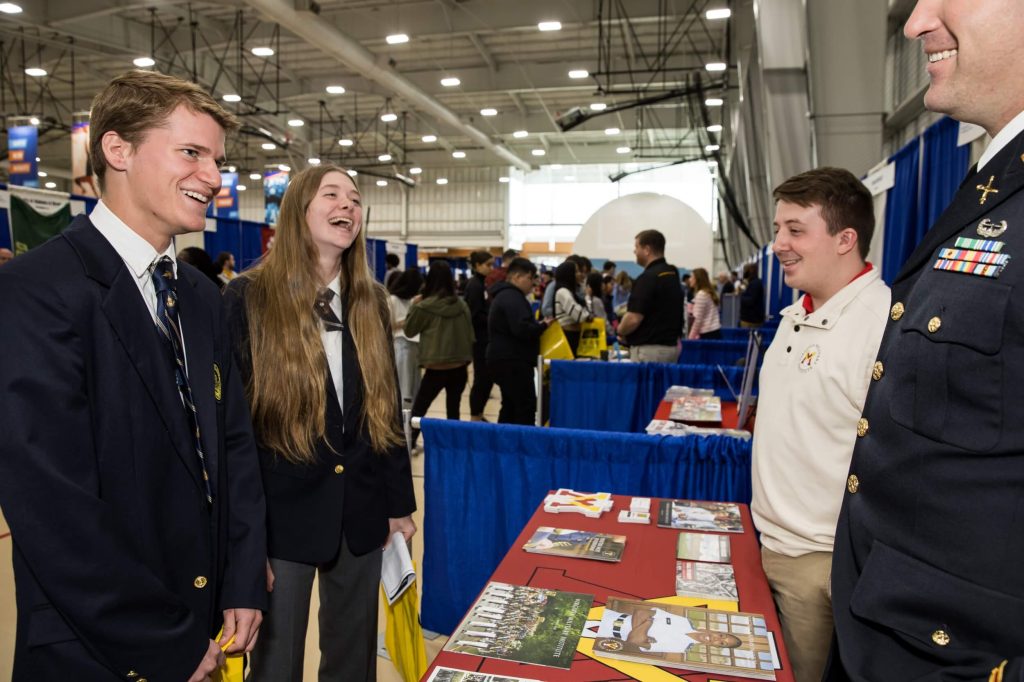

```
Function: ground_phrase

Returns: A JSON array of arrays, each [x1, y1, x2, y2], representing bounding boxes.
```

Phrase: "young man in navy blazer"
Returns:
[[0, 70, 267, 681]]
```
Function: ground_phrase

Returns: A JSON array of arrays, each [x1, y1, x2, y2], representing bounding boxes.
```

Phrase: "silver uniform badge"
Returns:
[[977, 218, 1008, 238]]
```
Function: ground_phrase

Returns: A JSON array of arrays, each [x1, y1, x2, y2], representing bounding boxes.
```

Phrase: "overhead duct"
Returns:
[[242, 0, 532, 172]]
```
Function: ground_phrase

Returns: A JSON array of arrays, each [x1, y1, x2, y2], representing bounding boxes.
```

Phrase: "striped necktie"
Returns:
[[152, 256, 213, 505]]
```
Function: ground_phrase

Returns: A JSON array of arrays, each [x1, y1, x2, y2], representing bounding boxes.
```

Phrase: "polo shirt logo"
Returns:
[[799, 344, 821, 372]]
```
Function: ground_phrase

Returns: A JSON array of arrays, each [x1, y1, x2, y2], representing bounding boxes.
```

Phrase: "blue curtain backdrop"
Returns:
[[677, 339, 754, 366], [548, 360, 756, 432], [881, 138, 922, 284], [922, 116, 972, 230], [202, 218, 265, 271], [420, 419, 753, 634]]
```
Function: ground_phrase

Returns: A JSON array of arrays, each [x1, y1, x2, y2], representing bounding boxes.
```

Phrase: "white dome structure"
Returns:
[[573, 192, 713, 271]]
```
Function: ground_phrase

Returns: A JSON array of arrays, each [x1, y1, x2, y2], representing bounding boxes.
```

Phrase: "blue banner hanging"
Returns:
[[8, 125, 39, 188]]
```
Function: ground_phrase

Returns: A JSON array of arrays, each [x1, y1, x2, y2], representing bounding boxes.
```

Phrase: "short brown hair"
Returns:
[[89, 70, 240, 190], [635, 229, 666, 254], [773, 167, 874, 259]]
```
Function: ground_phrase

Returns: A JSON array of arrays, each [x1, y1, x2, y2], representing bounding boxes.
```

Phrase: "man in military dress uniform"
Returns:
[[827, 2, 1024, 679]]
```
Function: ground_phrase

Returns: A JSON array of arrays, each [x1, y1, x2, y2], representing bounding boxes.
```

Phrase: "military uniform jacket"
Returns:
[[827, 131, 1024, 680], [0, 216, 268, 681]]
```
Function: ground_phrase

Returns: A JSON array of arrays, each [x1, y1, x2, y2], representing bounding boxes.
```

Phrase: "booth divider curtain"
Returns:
[[419, 419, 753, 635], [678, 339, 755, 366], [548, 360, 756, 432], [203, 218, 266, 271], [881, 138, 922, 284], [922, 116, 971, 230]]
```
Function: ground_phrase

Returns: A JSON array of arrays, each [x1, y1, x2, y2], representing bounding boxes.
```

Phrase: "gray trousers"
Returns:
[[249, 539, 383, 682], [629, 344, 680, 364]]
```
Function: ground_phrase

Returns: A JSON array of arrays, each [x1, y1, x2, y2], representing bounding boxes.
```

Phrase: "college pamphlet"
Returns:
[[523, 526, 626, 562], [667, 395, 722, 423], [592, 597, 779, 679], [676, 532, 732, 563], [444, 581, 593, 669], [676, 560, 738, 600], [657, 499, 744, 533], [426, 667, 541, 682]]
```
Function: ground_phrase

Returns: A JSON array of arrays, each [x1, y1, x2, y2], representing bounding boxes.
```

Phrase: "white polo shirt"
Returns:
[[751, 267, 890, 557]]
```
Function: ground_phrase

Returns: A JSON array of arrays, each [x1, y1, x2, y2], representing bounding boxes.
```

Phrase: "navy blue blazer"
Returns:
[[224, 276, 416, 565], [0, 216, 267, 681], [827, 131, 1024, 680]]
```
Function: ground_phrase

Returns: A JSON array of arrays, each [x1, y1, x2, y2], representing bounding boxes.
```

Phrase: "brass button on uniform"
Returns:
[[126, 673, 138, 679], [931, 629, 950, 646], [928, 316, 942, 333], [334, 464, 345, 474], [847, 474, 860, 494], [193, 576, 208, 589], [872, 361, 884, 381], [890, 302, 905, 320], [857, 418, 869, 437]]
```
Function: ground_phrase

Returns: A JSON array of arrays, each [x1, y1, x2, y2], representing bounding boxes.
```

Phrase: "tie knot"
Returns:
[[152, 256, 176, 292], [315, 288, 344, 331]]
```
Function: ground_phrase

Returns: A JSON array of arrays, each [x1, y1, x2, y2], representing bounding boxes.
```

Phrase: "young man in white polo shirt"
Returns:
[[751, 167, 890, 682]]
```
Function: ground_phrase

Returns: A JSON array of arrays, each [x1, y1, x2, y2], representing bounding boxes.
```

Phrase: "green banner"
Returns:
[[10, 193, 72, 254]]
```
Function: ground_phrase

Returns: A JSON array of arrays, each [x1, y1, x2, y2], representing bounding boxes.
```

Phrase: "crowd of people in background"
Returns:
[[109, 234, 769, 435]]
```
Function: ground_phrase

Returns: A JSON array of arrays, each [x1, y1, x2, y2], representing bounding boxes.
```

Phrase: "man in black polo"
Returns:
[[617, 229, 683, 363]]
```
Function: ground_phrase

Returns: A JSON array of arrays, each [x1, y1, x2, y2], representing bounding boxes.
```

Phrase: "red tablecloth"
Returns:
[[422, 497, 793, 681]]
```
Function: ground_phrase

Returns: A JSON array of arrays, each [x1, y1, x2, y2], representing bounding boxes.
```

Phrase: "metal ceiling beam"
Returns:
[[240, 0, 532, 171]]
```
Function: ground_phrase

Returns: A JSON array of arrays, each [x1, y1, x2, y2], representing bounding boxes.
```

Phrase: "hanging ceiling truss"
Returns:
[[0, 0, 735, 188]]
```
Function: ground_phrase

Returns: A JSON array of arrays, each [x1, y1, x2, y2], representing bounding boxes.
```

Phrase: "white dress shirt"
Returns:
[[978, 109, 1024, 172], [321, 273, 344, 414]]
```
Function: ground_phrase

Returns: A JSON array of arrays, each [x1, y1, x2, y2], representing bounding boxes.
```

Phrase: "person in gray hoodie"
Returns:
[[404, 260, 475, 445]]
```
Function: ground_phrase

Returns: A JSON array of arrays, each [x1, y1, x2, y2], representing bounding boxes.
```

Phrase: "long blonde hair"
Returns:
[[242, 164, 403, 462]]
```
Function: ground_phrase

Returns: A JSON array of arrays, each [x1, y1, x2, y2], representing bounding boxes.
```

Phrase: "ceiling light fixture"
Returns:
[[513, 130, 529, 138], [605, 127, 620, 135], [381, 112, 398, 123], [538, 21, 561, 31], [307, 157, 321, 165], [705, 144, 721, 152], [261, 142, 276, 150], [0, 3, 23, 13], [251, 46, 275, 57], [325, 85, 346, 95], [278, 164, 291, 172], [422, 134, 437, 143], [452, 151, 466, 159], [616, 146, 631, 154], [386, 33, 409, 45], [288, 118, 304, 127], [133, 57, 155, 67], [377, 179, 388, 186], [236, 184, 247, 191], [436, 178, 448, 185], [409, 167, 422, 174], [45, 181, 57, 189], [28, 116, 40, 125], [531, 149, 546, 156], [250, 173, 261, 180], [379, 153, 393, 162], [480, 108, 498, 116], [705, 98, 724, 107], [706, 8, 732, 20], [38, 171, 47, 177], [707, 124, 723, 132], [568, 69, 589, 79], [590, 102, 607, 111], [347, 169, 358, 177], [338, 138, 354, 147], [498, 176, 510, 183], [223, 94, 241, 102], [705, 62, 727, 72], [440, 77, 461, 87], [24, 68, 46, 77]]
